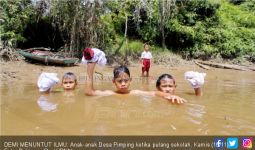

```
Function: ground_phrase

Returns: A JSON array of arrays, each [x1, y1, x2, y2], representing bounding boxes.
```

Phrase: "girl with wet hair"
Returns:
[[113, 65, 130, 79], [156, 72, 205, 96], [156, 74, 175, 89], [85, 65, 186, 104]]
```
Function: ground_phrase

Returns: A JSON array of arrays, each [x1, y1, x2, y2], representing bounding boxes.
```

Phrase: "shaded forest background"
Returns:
[[1, 0, 255, 63]]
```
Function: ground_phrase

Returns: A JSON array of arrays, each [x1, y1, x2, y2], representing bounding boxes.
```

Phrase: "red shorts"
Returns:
[[142, 59, 150, 72]]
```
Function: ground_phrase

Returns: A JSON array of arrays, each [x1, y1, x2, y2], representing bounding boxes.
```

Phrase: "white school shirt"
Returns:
[[141, 51, 152, 59], [81, 48, 107, 66]]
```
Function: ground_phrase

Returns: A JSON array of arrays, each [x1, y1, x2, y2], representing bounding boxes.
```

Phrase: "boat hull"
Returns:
[[17, 50, 79, 66]]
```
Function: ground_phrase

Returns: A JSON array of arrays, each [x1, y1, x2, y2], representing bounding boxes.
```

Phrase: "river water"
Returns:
[[1, 64, 255, 135]]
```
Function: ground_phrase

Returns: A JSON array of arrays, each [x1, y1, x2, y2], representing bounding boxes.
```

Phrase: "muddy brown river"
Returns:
[[1, 62, 255, 135]]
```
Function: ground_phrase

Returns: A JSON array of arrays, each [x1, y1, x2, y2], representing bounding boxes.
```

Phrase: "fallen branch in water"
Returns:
[[194, 61, 210, 70], [197, 61, 253, 71]]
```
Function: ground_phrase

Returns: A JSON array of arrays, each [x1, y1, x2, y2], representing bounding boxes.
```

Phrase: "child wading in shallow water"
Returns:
[[140, 43, 152, 77], [85, 65, 186, 104]]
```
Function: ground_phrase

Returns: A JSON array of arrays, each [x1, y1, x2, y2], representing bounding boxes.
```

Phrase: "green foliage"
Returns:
[[48, 0, 115, 56], [216, 1, 255, 59], [166, 0, 255, 60], [220, 1, 255, 28], [239, 0, 255, 12], [1, 0, 255, 62], [0, 0, 36, 47]]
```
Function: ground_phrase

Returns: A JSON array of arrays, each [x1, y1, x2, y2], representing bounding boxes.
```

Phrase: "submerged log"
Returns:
[[197, 61, 253, 71], [194, 61, 210, 70]]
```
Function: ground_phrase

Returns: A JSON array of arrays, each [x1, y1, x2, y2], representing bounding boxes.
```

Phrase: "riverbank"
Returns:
[[0, 52, 189, 85], [1, 53, 254, 85]]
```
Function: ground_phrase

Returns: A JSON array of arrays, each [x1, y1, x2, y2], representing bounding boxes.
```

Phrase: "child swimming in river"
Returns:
[[37, 72, 77, 93], [85, 64, 186, 104], [37, 72, 78, 111], [156, 72, 206, 97], [61, 72, 77, 91]]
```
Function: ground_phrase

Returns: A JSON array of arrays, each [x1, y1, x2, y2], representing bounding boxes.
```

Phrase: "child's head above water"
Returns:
[[62, 72, 77, 90], [156, 74, 176, 94], [113, 66, 131, 93]]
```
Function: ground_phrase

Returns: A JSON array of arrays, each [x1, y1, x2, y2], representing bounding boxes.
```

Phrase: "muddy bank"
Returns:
[[0, 57, 192, 85], [1, 54, 254, 85], [0, 61, 81, 85]]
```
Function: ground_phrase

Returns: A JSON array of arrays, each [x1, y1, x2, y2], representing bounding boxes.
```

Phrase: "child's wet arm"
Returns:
[[85, 62, 96, 95], [155, 91, 172, 98], [130, 90, 155, 96]]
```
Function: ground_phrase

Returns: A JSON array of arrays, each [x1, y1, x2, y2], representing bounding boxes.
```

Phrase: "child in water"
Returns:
[[85, 65, 186, 104], [37, 72, 78, 92], [37, 72, 78, 111], [37, 72, 59, 93], [61, 72, 77, 91], [37, 72, 59, 112], [184, 71, 206, 96], [140, 43, 152, 77], [156, 72, 205, 97]]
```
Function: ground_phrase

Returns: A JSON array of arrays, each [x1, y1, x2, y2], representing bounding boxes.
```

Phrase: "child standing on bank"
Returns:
[[140, 43, 152, 77]]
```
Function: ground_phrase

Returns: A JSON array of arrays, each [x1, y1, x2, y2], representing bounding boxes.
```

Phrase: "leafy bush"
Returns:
[[0, 0, 36, 47]]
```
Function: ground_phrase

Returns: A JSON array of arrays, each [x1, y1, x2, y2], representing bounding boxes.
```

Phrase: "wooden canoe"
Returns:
[[17, 49, 79, 66]]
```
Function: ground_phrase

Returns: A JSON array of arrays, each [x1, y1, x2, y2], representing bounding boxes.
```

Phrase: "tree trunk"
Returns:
[[124, 13, 128, 65], [159, 0, 166, 49]]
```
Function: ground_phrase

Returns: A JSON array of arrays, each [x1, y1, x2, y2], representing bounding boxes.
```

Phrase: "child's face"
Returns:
[[158, 78, 176, 94], [113, 72, 131, 93], [62, 78, 77, 90], [144, 45, 149, 51]]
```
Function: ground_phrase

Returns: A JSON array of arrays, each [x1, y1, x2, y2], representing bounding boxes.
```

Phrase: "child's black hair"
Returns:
[[113, 66, 130, 79], [156, 74, 175, 88]]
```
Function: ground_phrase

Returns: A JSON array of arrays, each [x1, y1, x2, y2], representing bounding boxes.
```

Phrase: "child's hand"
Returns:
[[165, 95, 187, 104], [184, 71, 206, 88]]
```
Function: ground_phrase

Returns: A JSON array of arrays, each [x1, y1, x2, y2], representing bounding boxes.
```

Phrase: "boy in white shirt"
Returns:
[[140, 43, 152, 77]]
